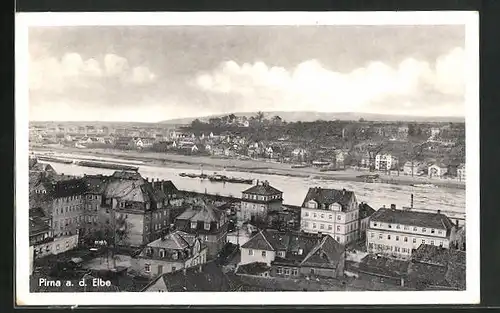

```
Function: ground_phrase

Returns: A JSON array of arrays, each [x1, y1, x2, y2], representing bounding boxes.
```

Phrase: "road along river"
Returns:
[[38, 155, 466, 218]]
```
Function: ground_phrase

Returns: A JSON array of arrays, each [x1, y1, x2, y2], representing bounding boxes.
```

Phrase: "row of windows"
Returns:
[[371, 222, 443, 235], [56, 195, 83, 203], [370, 232, 444, 246], [369, 243, 411, 254], [248, 249, 268, 257], [153, 221, 168, 230], [276, 267, 298, 276], [304, 211, 342, 221], [242, 193, 281, 201], [304, 222, 357, 232], [34, 241, 71, 254], [153, 210, 168, 219], [85, 204, 99, 211], [55, 205, 83, 215]]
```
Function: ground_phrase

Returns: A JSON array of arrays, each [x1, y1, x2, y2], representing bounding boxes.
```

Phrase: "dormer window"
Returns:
[[191, 221, 197, 229], [298, 249, 303, 255], [172, 252, 178, 260], [204, 222, 210, 230], [159, 249, 165, 258], [307, 200, 317, 209]]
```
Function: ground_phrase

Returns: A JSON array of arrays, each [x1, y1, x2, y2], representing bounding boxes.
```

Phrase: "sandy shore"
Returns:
[[31, 145, 465, 190]]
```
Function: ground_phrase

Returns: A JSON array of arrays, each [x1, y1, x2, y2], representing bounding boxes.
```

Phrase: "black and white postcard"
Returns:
[[15, 11, 479, 306]]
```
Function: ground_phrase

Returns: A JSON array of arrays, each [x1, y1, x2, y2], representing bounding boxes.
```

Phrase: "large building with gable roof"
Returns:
[[300, 187, 368, 245], [174, 200, 229, 259], [239, 229, 345, 279], [238, 180, 283, 223], [366, 207, 458, 260]]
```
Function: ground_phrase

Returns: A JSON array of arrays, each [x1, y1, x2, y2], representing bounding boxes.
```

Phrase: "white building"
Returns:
[[375, 154, 398, 171], [366, 207, 458, 260], [428, 163, 448, 178], [457, 163, 466, 182], [300, 187, 363, 245]]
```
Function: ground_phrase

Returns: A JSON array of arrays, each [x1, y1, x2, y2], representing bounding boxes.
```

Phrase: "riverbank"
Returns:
[[31, 145, 465, 190]]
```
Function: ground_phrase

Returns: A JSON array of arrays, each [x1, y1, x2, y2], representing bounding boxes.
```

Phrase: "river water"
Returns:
[[41, 155, 466, 215]]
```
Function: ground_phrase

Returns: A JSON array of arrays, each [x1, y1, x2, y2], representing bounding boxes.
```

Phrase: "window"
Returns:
[[404, 237, 408, 242], [336, 236, 340, 242], [56, 244, 60, 251], [421, 239, 425, 244], [404, 226, 409, 230], [292, 268, 298, 276], [262, 251, 267, 257], [422, 228, 426, 233], [373, 222, 378, 227], [430, 241, 434, 245], [387, 235, 391, 240], [378, 234, 382, 239], [172, 252, 178, 260], [337, 226, 341, 232], [320, 224, 324, 230], [277, 267, 282, 274], [279, 251, 286, 258], [329, 214, 333, 220], [284, 268, 290, 275], [248, 249, 254, 256], [431, 229, 435, 234], [204, 222, 210, 230], [145, 264, 151, 273], [304, 222, 309, 228], [388, 224, 392, 228], [371, 232, 374, 238], [191, 221, 197, 229], [312, 223, 317, 229], [313, 213, 317, 218], [413, 227, 417, 231], [438, 230, 443, 235], [321, 214, 324, 219], [159, 249, 165, 258], [310, 269, 315, 275], [439, 241, 443, 246], [396, 236, 399, 241], [413, 238, 416, 243], [304, 212, 309, 217], [328, 224, 333, 230], [337, 215, 341, 221]]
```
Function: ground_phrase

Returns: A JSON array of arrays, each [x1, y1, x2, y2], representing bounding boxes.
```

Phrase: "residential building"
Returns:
[[375, 154, 398, 171], [239, 230, 345, 279], [300, 187, 361, 245], [403, 161, 426, 176], [366, 207, 458, 260], [334, 150, 350, 168], [101, 171, 172, 247], [428, 163, 448, 178], [457, 163, 466, 182], [79, 174, 109, 245], [358, 202, 376, 241], [407, 244, 466, 290], [227, 223, 257, 246], [131, 230, 207, 279], [238, 181, 283, 223], [114, 136, 135, 149], [174, 201, 229, 259]]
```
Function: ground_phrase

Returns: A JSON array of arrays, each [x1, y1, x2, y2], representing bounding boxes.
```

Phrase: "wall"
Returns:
[[300, 206, 360, 244], [366, 228, 450, 259], [123, 212, 145, 247], [33, 234, 79, 259], [52, 195, 85, 237], [240, 247, 276, 266], [299, 266, 337, 278]]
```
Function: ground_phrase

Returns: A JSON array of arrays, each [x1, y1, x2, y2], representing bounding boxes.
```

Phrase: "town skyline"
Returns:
[[28, 25, 466, 122]]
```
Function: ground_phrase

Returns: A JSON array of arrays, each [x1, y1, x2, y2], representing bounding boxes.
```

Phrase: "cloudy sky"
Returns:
[[28, 25, 465, 122]]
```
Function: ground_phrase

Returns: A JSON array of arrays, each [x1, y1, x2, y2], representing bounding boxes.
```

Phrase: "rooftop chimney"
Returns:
[[410, 194, 414, 209], [161, 180, 164, 192], [342, 188, 346, 195], [390, 204, 396, 210], [437, 209, 441, 215]]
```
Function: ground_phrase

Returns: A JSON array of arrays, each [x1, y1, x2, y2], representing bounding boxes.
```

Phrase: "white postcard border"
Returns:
[[15, 11, 480, 306]]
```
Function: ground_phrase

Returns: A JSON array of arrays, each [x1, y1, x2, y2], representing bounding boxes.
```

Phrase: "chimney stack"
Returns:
[[410, 194, 414, 209], [437, 209, 441, 215], [390, 204, 396, 210], [161, 180, 164, 192]]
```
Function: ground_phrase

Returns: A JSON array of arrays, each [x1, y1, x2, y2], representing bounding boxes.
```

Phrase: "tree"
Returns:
[[355, 141, 386, 171], [405, 140, 428, 177], [255, 111, 265, 123]]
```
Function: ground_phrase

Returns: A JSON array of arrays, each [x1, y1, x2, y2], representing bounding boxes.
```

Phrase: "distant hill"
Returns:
[[159, 111, 465, 125]]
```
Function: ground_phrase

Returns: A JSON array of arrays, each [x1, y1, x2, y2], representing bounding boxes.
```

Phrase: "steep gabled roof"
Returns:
[[300, 235, 344, 268], [359, 203, 376, 219], [241, 230, 275, 251], [146, 231, 195, 250], [301, 187, 355, 210]]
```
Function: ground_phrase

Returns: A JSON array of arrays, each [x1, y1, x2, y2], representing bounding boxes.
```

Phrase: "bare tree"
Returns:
[[406, 140, 428, 177]]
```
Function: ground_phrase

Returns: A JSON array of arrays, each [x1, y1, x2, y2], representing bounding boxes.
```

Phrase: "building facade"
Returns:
[[131, 231, 207, 279], [375, 154, 398, 171], [174, 201, 229, 259], [300, 187, 362, 245], [457, 164, 466, 182], [238, 181, 283, 223], [240, 230, 345, 279], [366, 207, 458, 260]]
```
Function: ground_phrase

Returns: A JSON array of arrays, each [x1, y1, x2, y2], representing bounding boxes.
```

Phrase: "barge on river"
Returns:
[[75, 160, 139, 171], [179, 172, 253, 184]]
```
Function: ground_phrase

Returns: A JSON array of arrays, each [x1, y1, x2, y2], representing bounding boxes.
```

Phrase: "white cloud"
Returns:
[[29, 52, 156, 92], [194, 47, 465, 114]]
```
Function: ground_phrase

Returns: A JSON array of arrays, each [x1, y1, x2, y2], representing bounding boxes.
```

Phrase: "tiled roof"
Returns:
[[142, 261, 240, 292], [359, 203, 376, 219], [146, 231, 195, 250], [236, 262, 271, 275], [50, 179, 88, 198], [300, 235, 344, 268], [359, 254, 410, 278], [111, 171, 144, 181], [29, 207, 47, 219], [243, 182, 282, 196], [301, 187, 355, 210], [370, 208, 455, 231], [29, 217, 50, 236], [82, 174, 109, 194], [241, 230, 274, 251]]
